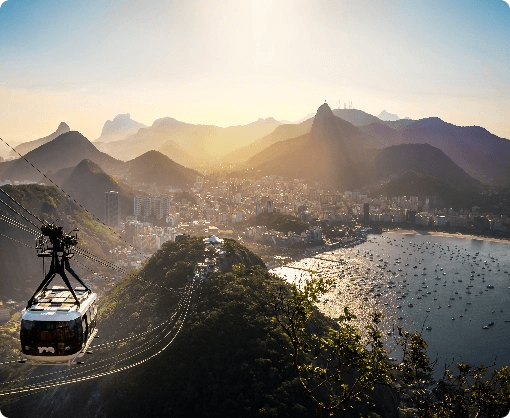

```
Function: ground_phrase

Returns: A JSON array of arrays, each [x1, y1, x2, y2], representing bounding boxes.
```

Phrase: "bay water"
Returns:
[[272, 231, 510, 372]]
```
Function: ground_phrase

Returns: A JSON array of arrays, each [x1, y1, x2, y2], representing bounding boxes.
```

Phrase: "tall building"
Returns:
[[266, 199, 274, 214], [134, 196, 142, 217], [363, 203, 369, 222], [105, 191, 120, 227], [143, 197, 152, 218], [162, 195, 171, 217], [153, 196, 163, 220]]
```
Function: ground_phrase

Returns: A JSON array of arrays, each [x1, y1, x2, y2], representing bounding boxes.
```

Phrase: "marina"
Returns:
[[272, 231, 510, 373]]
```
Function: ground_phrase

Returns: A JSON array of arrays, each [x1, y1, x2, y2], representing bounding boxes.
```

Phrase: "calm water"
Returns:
[[272, 232, 510, 372]]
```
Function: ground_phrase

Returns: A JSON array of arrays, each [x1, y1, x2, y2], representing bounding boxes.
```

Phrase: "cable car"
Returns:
[[20, 286, 97, 365], [20, 224, 98, 365]]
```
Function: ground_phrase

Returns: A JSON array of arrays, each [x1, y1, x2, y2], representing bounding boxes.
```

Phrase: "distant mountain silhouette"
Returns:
[[125, 151, 200, 189], [0, 131, 123, 183], [224, 109, 416, 165], [95, 114, 146, 144], [378, 110, 400, 121], [10, 122, 70, 157], [373, 144, 480, 189], [97, 117, 282, 163], [151, 116, 186, 128], [0, 184, 123, 302], [332, 109, 382, 126], [243, 104, 481, 192], [292, 113, 315, 124], [245, 103, 371, 190], [368, 171, 489, 212], [59, 159, 135, 221], [156, 140, 196, 168], [222, 119, 314, 164], [360, 117, 510, 186]]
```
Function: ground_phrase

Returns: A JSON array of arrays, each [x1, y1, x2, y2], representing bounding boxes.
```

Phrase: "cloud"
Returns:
[[0, 0, 7, 9]]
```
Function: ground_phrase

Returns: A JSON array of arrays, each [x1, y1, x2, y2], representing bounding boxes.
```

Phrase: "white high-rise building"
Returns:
[[143, 197, 152, 218], [162, 195, 171, 218], [153, 197, 163, 220], [134, 196, 142, 217]]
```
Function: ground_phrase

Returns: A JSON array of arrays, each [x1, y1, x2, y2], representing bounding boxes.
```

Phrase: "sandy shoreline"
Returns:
[[386, 229, 510, 245]]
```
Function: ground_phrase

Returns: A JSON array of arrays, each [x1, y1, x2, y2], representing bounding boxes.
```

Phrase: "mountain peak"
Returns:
[[152, 117, 184, 128], [57, 122, 70, 131], [311, 103, 348, 141], [96, 114, 147, 143], [378, 110, 400, 121], [315, 102, 335, 120], [113, 113, 130, 121]]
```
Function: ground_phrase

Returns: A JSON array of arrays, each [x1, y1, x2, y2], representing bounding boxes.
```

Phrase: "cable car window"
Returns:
[[21, 319, 83, 356], [82, 315, 88, 342]]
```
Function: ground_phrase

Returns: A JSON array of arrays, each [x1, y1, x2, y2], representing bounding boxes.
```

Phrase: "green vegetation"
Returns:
[[105, 238, 510, 418], [108, 264, 315, 418], [253, 212, 309, 235], [3, 237, 507, 417], [0, 184, 123, 302], [272, 277, 394, 417], [272, 277, 510, 418]]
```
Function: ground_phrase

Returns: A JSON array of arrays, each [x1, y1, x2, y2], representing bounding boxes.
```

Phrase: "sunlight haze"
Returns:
[[0, 0, 509, 143]]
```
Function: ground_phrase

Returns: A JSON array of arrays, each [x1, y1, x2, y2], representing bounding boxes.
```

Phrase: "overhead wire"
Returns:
[[0, 196, 42, 231], [0, 278, 196, 397], [0, 136, 203, 397], [0, 186, 45, 225], [0, 294, 187, 387], [0, 207, 40, 235], [73, 247, 185, 293], [0, 135, 151, 263], [0, 289, 190, 388], [0, 213, 39, 236], [0, 136, 184, 295], [0, 233, 34, 249]]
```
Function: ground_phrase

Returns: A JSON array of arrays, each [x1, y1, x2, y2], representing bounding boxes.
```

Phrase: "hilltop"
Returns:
[[95, 114, 147, 144], [222, 118, 314, 164], [241, 104, 492, 196], [0, 131, 199, 193], [97, 117, 282, 164], [0, 131, 123, 183], [359, 117, 510, 186], [10, 122, 70, 158], [124, 150, 201, 189], [0, 237, 395, 418], [0, 184, 123, 302], [59, 159, 136, 221]]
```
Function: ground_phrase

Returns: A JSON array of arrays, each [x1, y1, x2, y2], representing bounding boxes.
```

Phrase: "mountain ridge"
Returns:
[[95, 114, 147, 144], [10, 122, 70, 158]]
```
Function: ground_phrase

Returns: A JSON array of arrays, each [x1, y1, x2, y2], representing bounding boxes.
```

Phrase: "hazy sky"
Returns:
[[0, 0, 509, 144]]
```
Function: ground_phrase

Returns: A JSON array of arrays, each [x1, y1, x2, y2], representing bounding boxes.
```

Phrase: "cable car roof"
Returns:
[[22, 285, 97, 322]]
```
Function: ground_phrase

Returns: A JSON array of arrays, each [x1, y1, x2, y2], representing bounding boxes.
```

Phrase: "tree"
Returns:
[[396, 327, 510, 418], [271, 276, 393, 417], [272, 275, 510, 418]]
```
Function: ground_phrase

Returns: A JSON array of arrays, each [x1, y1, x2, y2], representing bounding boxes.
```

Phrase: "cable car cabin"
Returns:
[[20, 285, 97, 365]]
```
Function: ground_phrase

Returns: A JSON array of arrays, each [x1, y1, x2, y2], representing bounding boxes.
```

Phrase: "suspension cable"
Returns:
[[0, 135, 151, 263], [0, 232, 34, 249], [0, 213, 39, 236], [0, 186, 45, 225], [0, 279, 195, 397], [0, 295, 188, 386], [0, 196, 42, 230]]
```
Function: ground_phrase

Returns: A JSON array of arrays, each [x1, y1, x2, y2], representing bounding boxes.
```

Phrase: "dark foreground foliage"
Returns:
[[2, 237, 508, 418], [107, 265, 316, 417]]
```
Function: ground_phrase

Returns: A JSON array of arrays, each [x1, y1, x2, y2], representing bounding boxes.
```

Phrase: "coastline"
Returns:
[[386, 229, 510, 245]]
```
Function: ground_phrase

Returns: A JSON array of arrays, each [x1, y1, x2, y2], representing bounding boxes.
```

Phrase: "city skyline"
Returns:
[[0, 0, 509, 144]]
